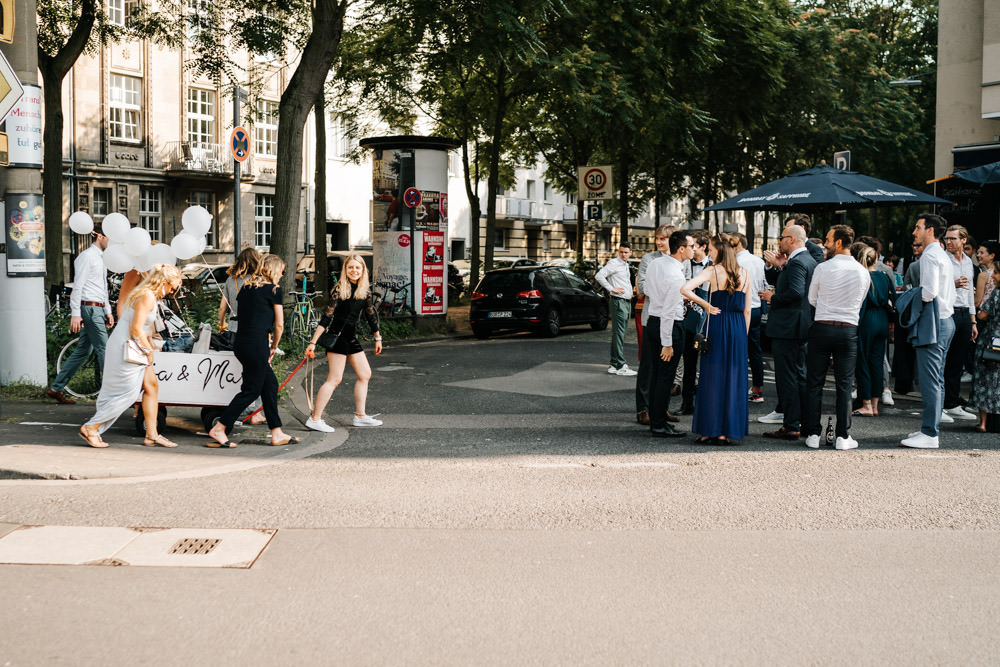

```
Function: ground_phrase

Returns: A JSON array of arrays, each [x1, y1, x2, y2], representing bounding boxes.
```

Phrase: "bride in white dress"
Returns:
[[79, 264, 182, 448]]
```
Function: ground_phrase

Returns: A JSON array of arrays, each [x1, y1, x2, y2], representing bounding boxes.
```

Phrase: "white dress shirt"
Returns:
[[808, 253, 871, 326], [636, 250, 662, 326], [595, 256, 632, 300], [684, 257, 712, 281], [737, 249, 767, 309], [70, 244, 111, 318], [919, 241, 956, 320], [644, 255, 686, 347], [949, 252, 975, 311]]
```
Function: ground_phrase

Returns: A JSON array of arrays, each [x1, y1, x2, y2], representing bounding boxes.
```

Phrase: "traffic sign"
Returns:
[[0, 49, 23, 125], [587, 202, 603, 221], [403, 187, 422, 208], [230, 126, 251, 162], [578, 165, 613, 200], [834, 150, 851, 171]]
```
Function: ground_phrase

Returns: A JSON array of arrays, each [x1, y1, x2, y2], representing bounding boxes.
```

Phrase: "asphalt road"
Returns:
[[1, 324, 998, 664]]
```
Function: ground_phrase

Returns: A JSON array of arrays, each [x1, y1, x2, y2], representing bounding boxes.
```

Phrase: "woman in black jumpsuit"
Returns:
[[304, 255, 383, 432], [207, 254, 299, 448]]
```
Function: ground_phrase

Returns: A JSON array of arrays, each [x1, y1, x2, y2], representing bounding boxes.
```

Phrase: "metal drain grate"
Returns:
[[169, 537, 221, 555]]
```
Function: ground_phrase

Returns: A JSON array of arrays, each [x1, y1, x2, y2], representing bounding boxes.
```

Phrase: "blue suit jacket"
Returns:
[[896, 287, 940, 347]]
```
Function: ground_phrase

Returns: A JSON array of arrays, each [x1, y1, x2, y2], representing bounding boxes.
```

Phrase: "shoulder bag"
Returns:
[[692, 269, 714, 355]]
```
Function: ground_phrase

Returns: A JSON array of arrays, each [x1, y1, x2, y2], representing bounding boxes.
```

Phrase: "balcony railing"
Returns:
[[162, 141, 251, 175]]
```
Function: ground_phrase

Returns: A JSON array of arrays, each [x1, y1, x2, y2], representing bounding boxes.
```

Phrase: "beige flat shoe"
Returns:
[[79, 427, 109, 448], [143, 434, 178, 448]]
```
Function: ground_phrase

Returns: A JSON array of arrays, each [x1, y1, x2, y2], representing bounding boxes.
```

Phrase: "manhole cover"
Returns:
[[169, 537, 221, 555]]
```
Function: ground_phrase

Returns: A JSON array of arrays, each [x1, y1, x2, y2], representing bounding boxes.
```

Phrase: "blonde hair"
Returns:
[[126, 264, 182, 308], [851, 242, 877, 269], [333, 255, 371, 301], [245, 254, 285, 293], [228, 247, 262, 279]]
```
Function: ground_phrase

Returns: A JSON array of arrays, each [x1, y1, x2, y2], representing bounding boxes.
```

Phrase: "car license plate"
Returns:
[[488, 311, 512, 318]]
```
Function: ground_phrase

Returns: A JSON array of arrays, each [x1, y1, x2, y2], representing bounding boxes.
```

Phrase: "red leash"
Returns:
[[240, 355, 311, 424]]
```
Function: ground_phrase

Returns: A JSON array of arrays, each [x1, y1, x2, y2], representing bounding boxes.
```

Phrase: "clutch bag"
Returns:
[[124, 338, 150, 366]]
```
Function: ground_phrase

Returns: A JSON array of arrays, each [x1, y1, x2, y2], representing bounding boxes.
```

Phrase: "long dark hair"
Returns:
[[710, 234, 742, 293]]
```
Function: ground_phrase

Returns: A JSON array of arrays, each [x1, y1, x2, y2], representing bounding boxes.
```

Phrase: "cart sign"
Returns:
[[153, 351, 244, 406], [579, 165, 613, 200], [230, 126, 250, 162]]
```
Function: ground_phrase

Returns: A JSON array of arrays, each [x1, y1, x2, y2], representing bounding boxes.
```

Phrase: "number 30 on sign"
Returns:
[[578, 165, 613, 200]]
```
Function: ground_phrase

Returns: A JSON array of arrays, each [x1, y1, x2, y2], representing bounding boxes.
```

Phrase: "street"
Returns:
[[1, 325, 999, 664]]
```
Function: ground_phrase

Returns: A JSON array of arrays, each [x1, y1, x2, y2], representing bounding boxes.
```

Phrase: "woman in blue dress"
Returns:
[[680, 234, 752, 443]]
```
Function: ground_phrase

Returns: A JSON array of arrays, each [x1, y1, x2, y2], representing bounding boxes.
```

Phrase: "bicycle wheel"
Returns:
[[57, 337, 102, 399], [288, 311, 308, 354]]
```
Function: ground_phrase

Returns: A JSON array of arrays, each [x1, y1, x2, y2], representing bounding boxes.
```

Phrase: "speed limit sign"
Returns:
[[578, 165, 613, 200]]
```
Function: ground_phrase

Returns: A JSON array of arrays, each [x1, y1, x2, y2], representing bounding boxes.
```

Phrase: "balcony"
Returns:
[[162, 141, 253, 180], [495, 197, 541, 221]]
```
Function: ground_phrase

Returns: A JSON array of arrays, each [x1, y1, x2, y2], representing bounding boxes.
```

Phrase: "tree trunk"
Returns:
[[617, 150, 629, 244], [313, 92, 329, 302], [461, 140, 482, 289], [483, 63, 507, 273], [270, 0, 347, 296], [37, 0, 97, 289]]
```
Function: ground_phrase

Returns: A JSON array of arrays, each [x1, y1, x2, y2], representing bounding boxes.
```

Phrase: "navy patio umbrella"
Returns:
[[954, 160, 1000, 185], [703, 164, 951, 212]]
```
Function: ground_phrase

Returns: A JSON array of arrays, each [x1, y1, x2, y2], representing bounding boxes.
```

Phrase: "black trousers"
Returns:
[[646, 316, 685, 429], [803, 323, 858, 438], [220, 338, 282, 429], [772, 337, 807, 430], [893, 332, 915, 394], [680, 328, 700, 410], [943, 308, 973, 409], [747, 307, 764, 388]]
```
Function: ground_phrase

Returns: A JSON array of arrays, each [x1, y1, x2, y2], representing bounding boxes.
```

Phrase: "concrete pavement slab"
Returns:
[[0, 525, 140, 565]]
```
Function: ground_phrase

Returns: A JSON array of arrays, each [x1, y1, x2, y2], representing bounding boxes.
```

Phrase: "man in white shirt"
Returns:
[[634, 225, 674, 424], [902, 213, 957, 449], [941, 225, 978, 421], [643, 231, 693, 437], [736, 233, 767, 403], [801, 225, 871, 450], [47, 224, 115, 404], [596, 242, 637, 376]]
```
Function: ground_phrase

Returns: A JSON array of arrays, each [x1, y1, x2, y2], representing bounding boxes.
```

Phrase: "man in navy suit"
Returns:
[[760, 225, 817, 440]]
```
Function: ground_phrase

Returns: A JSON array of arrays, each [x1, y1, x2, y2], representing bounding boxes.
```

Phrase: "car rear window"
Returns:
[[479, 271, 533, 292]]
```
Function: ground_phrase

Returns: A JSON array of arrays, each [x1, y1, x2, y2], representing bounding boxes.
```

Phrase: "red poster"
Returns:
[[421, 231, 445, 314]]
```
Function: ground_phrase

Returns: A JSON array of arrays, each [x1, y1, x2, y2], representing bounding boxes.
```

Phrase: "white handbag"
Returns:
[[124, 338, 150, 366]]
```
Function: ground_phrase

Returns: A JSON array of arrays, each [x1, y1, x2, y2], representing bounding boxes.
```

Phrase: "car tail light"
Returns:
[[517, 290, 543, 298], [471, 291, 487, 300]]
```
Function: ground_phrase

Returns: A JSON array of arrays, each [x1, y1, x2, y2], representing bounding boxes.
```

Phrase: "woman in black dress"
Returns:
[[207, 254, 299, 448], [304, 255, 383, 431]]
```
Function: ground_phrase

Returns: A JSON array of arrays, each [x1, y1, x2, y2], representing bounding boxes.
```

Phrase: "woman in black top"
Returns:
[[208, 254, 299, 447], [304, 255, 383, 431]]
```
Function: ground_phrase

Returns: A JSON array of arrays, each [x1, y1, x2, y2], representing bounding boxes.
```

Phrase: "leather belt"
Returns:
[[81, 301, 105, 307], [816, 320, 853, 327]]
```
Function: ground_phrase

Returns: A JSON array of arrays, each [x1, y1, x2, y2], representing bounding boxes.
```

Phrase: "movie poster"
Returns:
[[5, 192, 45, 276], [372, 149, 414, 233], [420, 231, 445, 314], [372, 231, 413, 316]]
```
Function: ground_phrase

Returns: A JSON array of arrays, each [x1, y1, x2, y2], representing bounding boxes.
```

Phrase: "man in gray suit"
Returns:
[[760, 225, 817, 440]]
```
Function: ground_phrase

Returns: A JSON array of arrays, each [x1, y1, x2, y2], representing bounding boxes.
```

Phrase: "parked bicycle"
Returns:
[[372, 280, 414, 319], [287, 290, 323, 354]]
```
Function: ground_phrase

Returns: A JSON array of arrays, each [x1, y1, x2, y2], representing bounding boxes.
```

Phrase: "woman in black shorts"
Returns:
[[304, 255, 383, 431]]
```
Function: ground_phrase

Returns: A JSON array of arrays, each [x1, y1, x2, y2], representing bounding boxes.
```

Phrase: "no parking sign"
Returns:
[[403, 187, 422, 208]]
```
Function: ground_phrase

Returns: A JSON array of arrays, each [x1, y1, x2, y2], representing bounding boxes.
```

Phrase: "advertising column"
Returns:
[[360, 136, 460, 318]]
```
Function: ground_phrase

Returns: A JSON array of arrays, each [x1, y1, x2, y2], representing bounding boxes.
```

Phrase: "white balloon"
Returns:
[[102, 244, 134, 274], [102, 213, 131, 241], [181, 206, 212, 237], [194, 235, 207, 255], [68, 211, 94, 235], [125, 226, 152, 255], [147, 243, 177, 266], [171, 232, 201, 260], [131, 251, 153, 273]]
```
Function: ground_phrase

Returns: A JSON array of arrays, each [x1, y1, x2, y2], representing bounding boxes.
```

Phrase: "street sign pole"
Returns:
[[232, 87, 247, 259]]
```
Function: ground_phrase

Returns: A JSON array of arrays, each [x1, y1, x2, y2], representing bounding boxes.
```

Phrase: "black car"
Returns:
[[469, 266, 609, 339]]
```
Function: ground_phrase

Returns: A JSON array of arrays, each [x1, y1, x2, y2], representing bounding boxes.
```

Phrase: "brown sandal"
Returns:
[[79, 427, 109, 448], [143, 434, 178, 448]]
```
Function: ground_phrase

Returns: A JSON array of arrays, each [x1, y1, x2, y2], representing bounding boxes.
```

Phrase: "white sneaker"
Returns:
[[607, 365, 619, 374], [615, 364, 638, 377], [805, 434, 820, 449], [881, 389, 894, 406], [835, 436, 859, 450], [944, 406, 977, 421], [851, 388, 857, 400], [353, 414, 383, 427], [908, 430, 923, 439], [940, 410, 955, 424], [961, 372, 972, 383], [305, 417, 335, 433], [901, 432, 939, 449], [758, 411, 784, 424]]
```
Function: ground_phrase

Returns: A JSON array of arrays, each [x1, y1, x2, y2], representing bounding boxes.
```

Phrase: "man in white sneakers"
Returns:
[[901, 214, 956, 449], [596, 242, 637, 376]]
